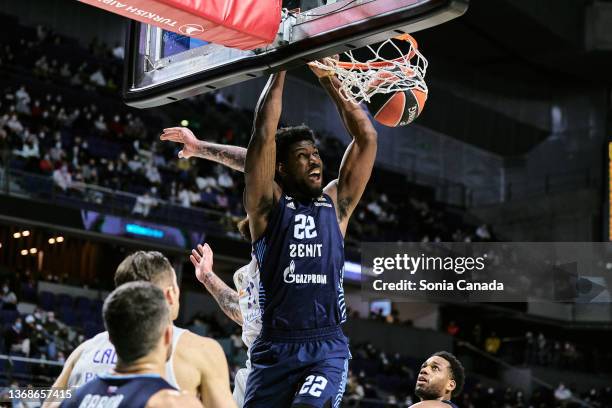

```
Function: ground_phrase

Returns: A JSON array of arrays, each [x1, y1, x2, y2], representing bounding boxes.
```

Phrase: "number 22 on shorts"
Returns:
[[298, 375, 328, 397]]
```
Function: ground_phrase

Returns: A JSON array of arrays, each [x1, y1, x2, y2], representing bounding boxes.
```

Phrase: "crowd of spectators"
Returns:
[[444, 319, 612, 375]]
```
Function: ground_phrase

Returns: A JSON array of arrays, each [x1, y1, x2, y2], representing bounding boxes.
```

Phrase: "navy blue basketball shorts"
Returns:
[[243, 327, 350, 408]]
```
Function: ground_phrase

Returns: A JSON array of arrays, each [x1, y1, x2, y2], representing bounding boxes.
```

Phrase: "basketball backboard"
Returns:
[[123, 0, 468, 108]]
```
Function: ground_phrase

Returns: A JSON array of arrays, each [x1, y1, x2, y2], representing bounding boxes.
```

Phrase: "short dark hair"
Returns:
[[433, 351, 465, 397], [103, 281, 169, 363], [114, 251, 173, 287], [275, 125, 316, 165]]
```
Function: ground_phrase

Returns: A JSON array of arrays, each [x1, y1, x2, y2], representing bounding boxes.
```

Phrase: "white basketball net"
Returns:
[[311, 35, 429, 104]]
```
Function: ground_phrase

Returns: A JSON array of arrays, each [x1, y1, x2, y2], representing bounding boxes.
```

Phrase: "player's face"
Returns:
[[284, 140, 324, 198], [415, 356, 454, 400]]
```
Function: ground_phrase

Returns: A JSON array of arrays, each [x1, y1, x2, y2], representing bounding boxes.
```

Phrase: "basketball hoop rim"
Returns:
[[331, 34, 419, 70]]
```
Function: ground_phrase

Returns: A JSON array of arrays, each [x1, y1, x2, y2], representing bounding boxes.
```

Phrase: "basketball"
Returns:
[[366, 86, 428, 127]]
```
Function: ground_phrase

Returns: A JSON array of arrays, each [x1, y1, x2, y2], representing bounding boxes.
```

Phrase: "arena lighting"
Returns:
[[180, 119, 189, 126], [48, 238, 56, 244], [56, 236, 64, 243], [13, 232, 21, 239], [20, 249, 28, 255], [29, 248, 38, 254], [22, 230, 30, 236]]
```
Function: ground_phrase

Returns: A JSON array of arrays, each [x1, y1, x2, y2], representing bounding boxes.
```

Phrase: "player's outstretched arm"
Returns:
[[191, 243, 243, 326], [244, 72, 285, 241], [160, 127, 246, 172], [310, 60, 377, 235], [146, 389, 204, 408], [41, 341, 87, 408]]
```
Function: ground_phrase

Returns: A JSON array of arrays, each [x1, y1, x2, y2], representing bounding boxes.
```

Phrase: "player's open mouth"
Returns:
[[417, 376, 428, 384], [308, 170, 321, 181]]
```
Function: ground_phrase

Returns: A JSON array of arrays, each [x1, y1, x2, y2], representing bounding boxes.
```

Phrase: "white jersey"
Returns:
[[67, 325, 186, 388], [232, 257, 261, 406], [233, 256, 262, 350]]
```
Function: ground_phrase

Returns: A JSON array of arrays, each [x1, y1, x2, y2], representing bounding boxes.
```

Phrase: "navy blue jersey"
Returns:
[[60, 373, 175, 408], [442, 400, 459, 408], [253, 194, 346, 333]]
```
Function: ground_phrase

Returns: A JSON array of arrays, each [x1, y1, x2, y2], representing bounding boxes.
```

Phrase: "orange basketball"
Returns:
[[366, 87, 428, 127]]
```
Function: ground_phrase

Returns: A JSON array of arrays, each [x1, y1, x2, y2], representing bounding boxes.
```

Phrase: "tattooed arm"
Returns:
[[160, 127, 246, 172], [190, 243, 243, 326]]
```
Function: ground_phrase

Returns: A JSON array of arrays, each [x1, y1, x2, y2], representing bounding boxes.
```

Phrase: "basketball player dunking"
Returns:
[[242, 65, 376, 406], [412, 352, 465, 408], [60, 282, 201, 408], [46, 252, 236, 408]]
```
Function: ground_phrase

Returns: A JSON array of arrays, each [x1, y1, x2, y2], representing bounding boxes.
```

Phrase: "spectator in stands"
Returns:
[[132, 191, 158, 218], [537, 332, 548, 365], [89, 68, 106, 87], [15, 85, 31, 114], [3, 317, 24, 353], [475, 223, 491, 241], [1, 282, 17, 310], [446, 321, 460, 337], [554, 383, 572, 406], [53, 163, 72, 192], [484, 332, 501, 355]]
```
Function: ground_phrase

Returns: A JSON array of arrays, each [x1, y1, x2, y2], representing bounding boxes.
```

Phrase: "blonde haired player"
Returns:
[[45, 251, 236, 408]]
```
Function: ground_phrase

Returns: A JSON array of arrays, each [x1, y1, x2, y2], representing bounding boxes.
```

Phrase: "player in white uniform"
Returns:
[[44, 251, 236, 408], [191, 242, 262, 407], [65, 325, 186, 388]]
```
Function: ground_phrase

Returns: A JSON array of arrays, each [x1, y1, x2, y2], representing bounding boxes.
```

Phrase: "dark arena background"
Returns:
[[1, 0, 612, 407]]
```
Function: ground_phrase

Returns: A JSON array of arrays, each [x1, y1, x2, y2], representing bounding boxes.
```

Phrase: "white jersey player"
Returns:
[[66, 325, 186, 388], [191, 244, 262, 407]]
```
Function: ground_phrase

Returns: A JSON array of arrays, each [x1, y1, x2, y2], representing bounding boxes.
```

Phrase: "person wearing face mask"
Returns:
[[1, 283, 17, 310], [3, 317, 24, 353]]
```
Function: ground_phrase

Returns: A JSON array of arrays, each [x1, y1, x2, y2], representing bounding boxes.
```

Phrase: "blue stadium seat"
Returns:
[[39, 291, 55, 311], [56, 293, 74, 309], [75, 296, 92, 310], [0, 310, 19, 325]]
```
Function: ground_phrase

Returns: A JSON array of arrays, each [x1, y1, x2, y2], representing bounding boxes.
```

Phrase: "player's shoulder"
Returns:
[[69, 331, 107, 360], [177, 330, 226, 360], [146, 388, 202, 408], [86, 331, 110, 344]]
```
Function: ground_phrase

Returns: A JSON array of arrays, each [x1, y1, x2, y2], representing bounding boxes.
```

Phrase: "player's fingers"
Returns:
[[189, 254, 197, 267], [203, 243, 212, 258], [160, 131, 180, 139], [198, 244, 206, 257], [160, 133, 177, 141], [191, 249, 201, 263]]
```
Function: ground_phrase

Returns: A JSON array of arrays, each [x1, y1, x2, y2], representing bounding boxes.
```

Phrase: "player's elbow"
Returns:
[[363, 129, 378, 142]]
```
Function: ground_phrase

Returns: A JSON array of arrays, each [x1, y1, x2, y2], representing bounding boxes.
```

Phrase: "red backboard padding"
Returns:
[[78, 0, 281, 50]]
